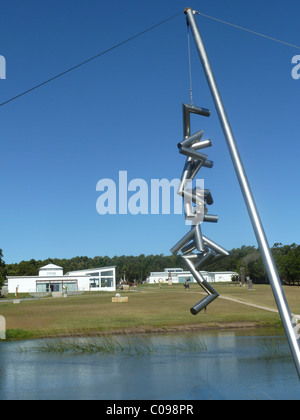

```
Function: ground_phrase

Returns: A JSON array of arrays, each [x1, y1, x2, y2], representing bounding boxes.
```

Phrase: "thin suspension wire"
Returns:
[[0, 11, 182, 109], [187, 23, 194, 106], [1, 9, 299, 110], [194, 10, 300, 50]]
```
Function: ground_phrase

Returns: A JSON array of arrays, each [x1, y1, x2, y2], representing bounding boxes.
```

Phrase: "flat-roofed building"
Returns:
[[146, 268, 238, 284], [7, 264, 116, 294]]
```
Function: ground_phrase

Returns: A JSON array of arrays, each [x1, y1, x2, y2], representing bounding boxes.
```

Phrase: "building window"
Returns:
[[101, 270, 114, 277], [101, 277, 113, 288], [64, 282, 77, 292], [36, 282, 62, 292], [90, 278, 100, 288], [51, 283, 61, 292], [37, 283, 49, 293], [100, 269, 114, 288], [178, 276, 192, 284]]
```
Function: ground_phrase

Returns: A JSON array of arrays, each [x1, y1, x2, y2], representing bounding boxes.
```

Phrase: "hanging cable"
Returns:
[[1, 9, 299, 110], [194, 10, 300, 50], [0, 11, 182, 109]]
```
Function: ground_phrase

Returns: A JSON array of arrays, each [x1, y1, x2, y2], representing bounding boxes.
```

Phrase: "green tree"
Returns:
[[5, 243, 300, 286], [0, 249, 7, 288], [272, 243, 300, 285]]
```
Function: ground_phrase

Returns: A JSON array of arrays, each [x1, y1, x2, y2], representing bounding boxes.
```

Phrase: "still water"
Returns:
[[0, 330, 299, 400]]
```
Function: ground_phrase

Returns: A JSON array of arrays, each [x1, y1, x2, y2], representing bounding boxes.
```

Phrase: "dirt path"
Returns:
[[218, 294, 279, 313], [204, 293, 300, 319]]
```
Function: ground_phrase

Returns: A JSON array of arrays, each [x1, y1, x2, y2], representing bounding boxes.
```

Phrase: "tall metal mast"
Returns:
[[184, 7, 300, 379]]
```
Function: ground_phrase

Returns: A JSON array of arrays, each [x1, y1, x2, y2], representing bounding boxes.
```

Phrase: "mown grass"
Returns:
[[0, 283, 298, 340]]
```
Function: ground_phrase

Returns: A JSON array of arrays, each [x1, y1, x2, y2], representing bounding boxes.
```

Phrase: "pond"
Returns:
[[0, 330, 299, 400]]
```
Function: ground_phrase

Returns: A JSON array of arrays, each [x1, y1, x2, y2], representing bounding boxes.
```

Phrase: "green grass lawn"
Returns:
[[0, 283, 299, 340]]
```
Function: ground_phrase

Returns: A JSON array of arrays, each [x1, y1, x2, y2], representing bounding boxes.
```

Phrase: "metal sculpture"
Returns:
[[179, 7, 300, 379], [171, 103, 230, 315]]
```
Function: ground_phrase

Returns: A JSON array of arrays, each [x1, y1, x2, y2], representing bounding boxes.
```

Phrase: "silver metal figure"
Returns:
[[171, 99, 230, 316]]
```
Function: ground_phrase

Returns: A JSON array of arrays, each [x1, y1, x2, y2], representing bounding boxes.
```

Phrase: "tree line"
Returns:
[[1, 243, 300, 286]]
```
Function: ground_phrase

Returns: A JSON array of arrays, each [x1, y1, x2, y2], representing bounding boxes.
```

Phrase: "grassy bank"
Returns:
[[1, 283, 299, 340]]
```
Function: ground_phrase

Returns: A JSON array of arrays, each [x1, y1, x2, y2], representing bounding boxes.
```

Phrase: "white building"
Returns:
[[7, 264, 116, 294], [147, 268, 238, 284]]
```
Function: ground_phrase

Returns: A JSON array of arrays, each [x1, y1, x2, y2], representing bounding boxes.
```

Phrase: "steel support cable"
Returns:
[[1, 10, 299, 109], [194, 11, 300, 50], [187, 22, 194, 106]]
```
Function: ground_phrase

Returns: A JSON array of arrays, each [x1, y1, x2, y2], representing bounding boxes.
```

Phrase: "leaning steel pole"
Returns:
[[184, 7, 300, 378]]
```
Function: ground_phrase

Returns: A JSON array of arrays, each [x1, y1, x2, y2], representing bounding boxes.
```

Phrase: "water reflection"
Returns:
[[0, 330, 299, 400]]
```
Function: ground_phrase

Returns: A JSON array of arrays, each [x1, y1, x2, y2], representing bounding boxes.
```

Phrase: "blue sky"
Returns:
[[0, 0, 300, 264]]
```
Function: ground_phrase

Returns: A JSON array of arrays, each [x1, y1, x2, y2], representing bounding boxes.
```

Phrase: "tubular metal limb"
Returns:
[[171, 96, 229, 315]]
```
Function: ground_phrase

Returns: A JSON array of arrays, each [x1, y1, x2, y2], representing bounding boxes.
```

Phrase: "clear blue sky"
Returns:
[[1, 0, 300, 264]]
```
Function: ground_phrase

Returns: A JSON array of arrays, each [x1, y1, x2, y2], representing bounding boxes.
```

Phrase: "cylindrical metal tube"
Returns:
[[180, 146, 208, 162], [194, 250, 216, 269], [178, 129, 204, 149], [183, 103, 210, 138], [181, 241, 197, 255], [203, 189, 213, 205], [212, 253, 228, 264], [182, 253, 199, 260], [184, 202, 194, 219], [191, 294, 218, 315], [189, 159, 205, 179], [190, 139, 212, 150], [185, 7, 300, 378], [194, 224, 205, 251], [182, 255, 218, 296], [202, 159, 214, 169], [203, 214, 219, 223], [183, 188, 206, 206], [178, 159, 210, 196], [170, 227, 195, 255], [202, 235, 231, 256], [178, 159, 193, 195], [192, 188, 214, 206]]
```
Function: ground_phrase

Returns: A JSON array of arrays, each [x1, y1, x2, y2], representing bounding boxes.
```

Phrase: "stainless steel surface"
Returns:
[[183, 103, 210, 137], [194, 224, 205, 252], [179, 146, 208, 161], [178, 129, 204, 148], [170, 227, 195, 255], [203, 214, 219, 223], [171, 37, 230, 316], [190, 294, 219, 315], [190, 139, 212, 150], [182, 255, 219, 315], [202, 235, 231, 256], [194, 250, 216, 269]]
